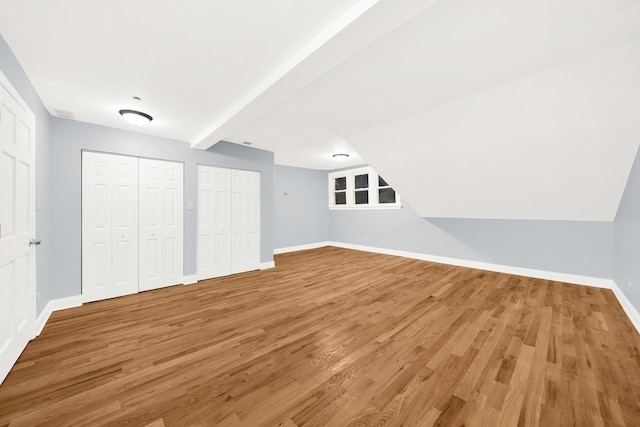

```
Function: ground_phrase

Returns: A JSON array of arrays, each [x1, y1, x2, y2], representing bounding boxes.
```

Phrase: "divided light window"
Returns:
[[329, 166, 401, 209]]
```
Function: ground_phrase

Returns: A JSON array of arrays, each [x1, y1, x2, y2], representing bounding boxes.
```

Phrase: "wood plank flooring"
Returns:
[[1, 247, 640, 426]]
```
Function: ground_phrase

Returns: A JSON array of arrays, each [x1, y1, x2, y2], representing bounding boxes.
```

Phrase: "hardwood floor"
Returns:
[[1, 247, 640, 426]]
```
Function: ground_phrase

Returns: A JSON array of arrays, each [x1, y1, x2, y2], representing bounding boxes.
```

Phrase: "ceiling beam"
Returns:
[[190, 0, 442, 150]]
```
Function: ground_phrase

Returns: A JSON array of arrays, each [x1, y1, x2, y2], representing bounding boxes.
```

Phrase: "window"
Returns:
[[378, 175, 396, 204], [334, 177, 346, 205], [354, 173, 368, 205], [329, 166, 401, 209]]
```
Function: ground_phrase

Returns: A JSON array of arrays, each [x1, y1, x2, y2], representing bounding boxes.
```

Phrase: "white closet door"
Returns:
[[197, 165, 231, 279], [112, 156, 141, 297], [162, 162, 183, 286], [231, 170, 260, 274], [243, 171, 260, 271], [139, 158, 183, 291], [0, 73, 36, 385], [197, 166, 213, 280], [82, 152, 139, 303]]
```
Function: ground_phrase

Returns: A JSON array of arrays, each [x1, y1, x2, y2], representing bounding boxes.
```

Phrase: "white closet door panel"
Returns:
[[82, 152, 138, 303], [111, 156, 139, 298], [82, 153, 112, 303], [197, 168, 213, 279], [197, 167, 213, 280], [213, 169, 231, 277], [139, 158, 183, 291], [197, 165, 231, 279], [197, 166, 259, 280], [231, 171, 245, 274], [139, 160, 162, 291], [162, 163, 183, 286], [231, 170, 260, 274], [244, 171, 260, 270]]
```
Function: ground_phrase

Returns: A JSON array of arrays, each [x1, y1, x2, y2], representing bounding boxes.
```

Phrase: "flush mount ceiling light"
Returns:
[[332, 153, 349, 161], [119, 109, 153, 126]]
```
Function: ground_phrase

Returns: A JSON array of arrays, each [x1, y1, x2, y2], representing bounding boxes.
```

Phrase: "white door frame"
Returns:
[[0, 70, 36, 384]]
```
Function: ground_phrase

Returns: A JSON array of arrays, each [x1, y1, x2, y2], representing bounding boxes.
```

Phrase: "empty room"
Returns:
[[1, 1, 640, 426]]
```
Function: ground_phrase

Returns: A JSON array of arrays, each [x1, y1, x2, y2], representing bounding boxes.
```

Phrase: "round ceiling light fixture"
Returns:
[[332, 153, 349, 161], [119, 109, 153, 126]]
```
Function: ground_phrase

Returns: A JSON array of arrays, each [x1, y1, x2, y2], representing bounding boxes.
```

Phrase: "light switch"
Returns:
[[187, 201, 194, 210], [36, 197, 41, 211]]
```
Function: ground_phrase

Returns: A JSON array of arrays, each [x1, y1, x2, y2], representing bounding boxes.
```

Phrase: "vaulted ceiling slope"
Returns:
[[226, 0, 640, 221], [1, 0, 639, 220]]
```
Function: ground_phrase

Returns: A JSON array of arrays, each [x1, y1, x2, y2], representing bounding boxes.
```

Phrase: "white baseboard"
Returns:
[[36, 295, 83, 336], [328, 241, 613, 288], [274, 242, 331, 255], [260, 261, 276, 270], [183, 274, 198, 285], [283, 241, 640, 334], [610, 281, 640, 334]]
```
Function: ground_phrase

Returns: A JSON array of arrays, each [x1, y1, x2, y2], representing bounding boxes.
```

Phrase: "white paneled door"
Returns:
[[231, 169, 260, 274], [82, 152, 139, 303], [197, 166, 231, 280], [0, 71, 36, 384], [82, 153, 183, 301], [197, 166, 259, 280], [139, 159, 184, 292]]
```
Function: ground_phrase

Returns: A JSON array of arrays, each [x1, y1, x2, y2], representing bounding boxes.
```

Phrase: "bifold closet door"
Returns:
[[197, 166, 259, 280], [197, 166, 231, 280], [231, 169, 260, 274], [139, 158, 184, 292], [82, 152, 139, 303]]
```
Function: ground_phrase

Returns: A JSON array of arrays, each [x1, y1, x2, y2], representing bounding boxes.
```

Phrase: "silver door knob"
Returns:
[[29, 239, 41, 246]]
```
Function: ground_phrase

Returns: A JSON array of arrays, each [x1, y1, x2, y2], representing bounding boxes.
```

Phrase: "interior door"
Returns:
[[139, 158, 183, 291], [243, 171, 260, 271], [82, 152, 139, 303], [197, 165, 231, 279], [0, 71, 36, 384], [231, 171, 247, 274], [197, 165, 214, 280], [231, 170, 260, 274]]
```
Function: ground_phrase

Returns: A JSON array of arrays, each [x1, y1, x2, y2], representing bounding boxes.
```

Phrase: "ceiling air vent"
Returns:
[[53, 109, 75, 120]]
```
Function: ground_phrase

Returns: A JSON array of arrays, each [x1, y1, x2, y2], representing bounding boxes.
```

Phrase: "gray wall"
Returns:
[[1, 34, 53, 315], [614, 146, 640, 311], [330, 205, 613, 279], [303, 164, 611, 280], [50, 118, 274, 300], [275, 165, 614, 280], [274, 165, 329, 248]]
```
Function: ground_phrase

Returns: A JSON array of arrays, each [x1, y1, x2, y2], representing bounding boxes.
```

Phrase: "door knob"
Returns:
[[29, 239, 41, 246]]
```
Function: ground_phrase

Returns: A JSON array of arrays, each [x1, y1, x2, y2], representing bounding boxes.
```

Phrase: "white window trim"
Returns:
[[328, 166, 402, 210]]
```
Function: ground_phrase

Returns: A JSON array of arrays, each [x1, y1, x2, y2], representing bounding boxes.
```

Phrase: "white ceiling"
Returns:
[[1, 0, 640, 220], [0, 0, 369, 144]]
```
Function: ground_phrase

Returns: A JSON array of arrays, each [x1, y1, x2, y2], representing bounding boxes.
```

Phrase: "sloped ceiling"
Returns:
[[1, 0, 639, 220]]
